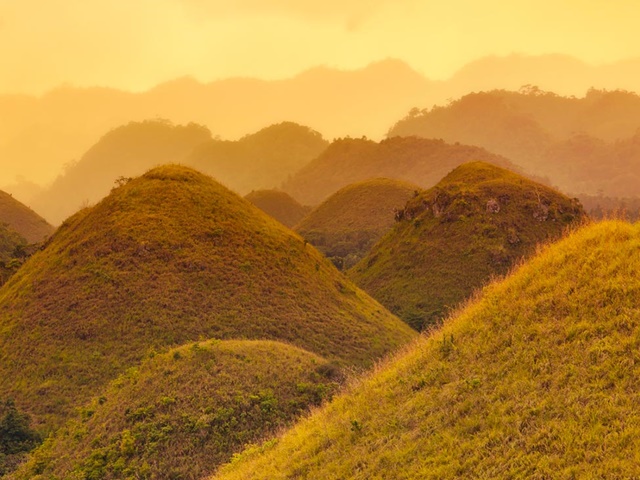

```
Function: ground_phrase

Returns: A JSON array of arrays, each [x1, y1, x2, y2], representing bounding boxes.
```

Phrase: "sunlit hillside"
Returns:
[[11, 340, 341, 480], [350, 162, 586, 330], [0, 165, 415, 430], [213, 220, 640, 479]]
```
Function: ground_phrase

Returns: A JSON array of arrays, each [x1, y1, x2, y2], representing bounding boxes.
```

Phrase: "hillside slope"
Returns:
[[295, 178, 419, 269], [214, 220, 640, 479], [245, 190, 310, 228], [188, 122, 328, 195], [282, 136, 518, 206], [0, 190, 54, 243], [11, 340, 340, 480], [0, 165, 415, 429], [350, 162, 585, 330]]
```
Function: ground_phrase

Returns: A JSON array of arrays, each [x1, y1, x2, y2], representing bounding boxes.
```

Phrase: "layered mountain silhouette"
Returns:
[[245, 190, 310, 228], [213, 221, 640, 479], [349, 162, 586, 330], [295, 178, 419, 269], [389, 88, 640, 197], [283, 136, 518, 206], [187, 122, 328, 195], [30, 120, 212, 225], [0, 165, 415, 430], [12, 340, 341, 480]]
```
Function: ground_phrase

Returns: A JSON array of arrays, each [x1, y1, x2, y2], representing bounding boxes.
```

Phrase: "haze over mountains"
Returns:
[[4, 53, 640, 196]]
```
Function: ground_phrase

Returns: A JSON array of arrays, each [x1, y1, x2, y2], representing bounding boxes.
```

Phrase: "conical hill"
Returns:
[[245, 189, 310, 228], [295, 178, 419, 270], [0, 190, 54, 243], [214, 220, 640, 479], [11, 340, 341, 480], [0, 165, 415, 428], [349, 162, 586, 330]]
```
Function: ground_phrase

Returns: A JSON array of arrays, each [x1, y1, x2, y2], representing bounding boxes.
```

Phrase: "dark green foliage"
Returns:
[[350, 162, 586, 330], [0, 399, 41, 476]]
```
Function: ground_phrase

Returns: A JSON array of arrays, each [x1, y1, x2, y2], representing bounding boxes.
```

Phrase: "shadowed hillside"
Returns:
[[188, 122, 328, 195], [389, 88, 640, 197], [0, 165, 414, 430], [0, 190, 53, 243], [245, 190, 310, 228], [295, 178, 419, 269], [213, 220, 640, 479], [30, 120, 212, 225], [11, 340, 340, 480], [0, 224, 26, 286], [350, 162, 586, 330], [283, 137, 517, 206]]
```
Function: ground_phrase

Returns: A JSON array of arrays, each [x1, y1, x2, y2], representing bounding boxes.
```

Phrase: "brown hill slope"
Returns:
[[295, 178, 419, 269], [0, 165, 415, 430], [245, 190, 310, 228], [349, 162, 586, 330], [0, 190, 53, 243], [282, 136, 517, 206]]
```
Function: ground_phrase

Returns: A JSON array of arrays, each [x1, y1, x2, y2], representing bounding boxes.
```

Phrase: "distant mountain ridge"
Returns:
[[4, 53, 640, 195]]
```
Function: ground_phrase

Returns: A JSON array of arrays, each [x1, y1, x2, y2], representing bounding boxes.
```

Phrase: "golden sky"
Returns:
[[1, 0, 640, 94]]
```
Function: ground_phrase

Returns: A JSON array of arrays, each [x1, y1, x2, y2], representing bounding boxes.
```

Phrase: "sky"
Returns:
[[1, 0, 640, 95]]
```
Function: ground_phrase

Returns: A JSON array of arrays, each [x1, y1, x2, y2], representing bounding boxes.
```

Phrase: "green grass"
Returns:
[[10, 340, 341, 480], [245, 189, 310, 228], [0, 190, 53, 243], [213, 220, 640, 479], [349, 162, 586, 330], [0, 165, 415, 431], [295, 178, 419, 270]]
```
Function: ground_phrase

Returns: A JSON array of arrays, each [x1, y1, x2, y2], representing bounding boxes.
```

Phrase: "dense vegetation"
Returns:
[[245, 190, 310, 228], [282, 136, 518, 206], [214, 220, 640, 479], [0, 400, 41, 477], [350, 162, 586, 330], [0, 165, 414, 431], [188, 122, 328, 195], [389, 88, 640, 198], [0, 190, 53, 243], [31, 120, 212, 224], [0, 224, 27, 286], [295, 178, 419, 270], [11, 340, 340, 480]]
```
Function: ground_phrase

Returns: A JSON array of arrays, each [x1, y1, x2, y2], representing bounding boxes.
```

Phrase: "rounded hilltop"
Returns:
[[245, 189, 309, 228], [0, 164, 415, 429], [349, 161, 586, 330]]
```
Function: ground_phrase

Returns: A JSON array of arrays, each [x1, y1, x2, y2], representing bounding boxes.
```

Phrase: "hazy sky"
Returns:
[[1, 0, 640, 94]]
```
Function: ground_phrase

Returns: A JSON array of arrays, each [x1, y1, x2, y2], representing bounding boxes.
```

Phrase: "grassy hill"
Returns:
[[245, 189, 310, 228], [188, 122, 328, 196], [0, 224, 26, 286], [282, 136, 518, 206], [11, 340, 340, 480], [31, 120, 212, 225], [350, 162, 586, 330], [213, 220, 640, 479], [0, 190, 53, 243], [295, 178, 419, 270], [0, 165, 414, 430]]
